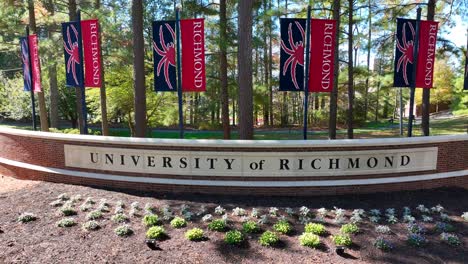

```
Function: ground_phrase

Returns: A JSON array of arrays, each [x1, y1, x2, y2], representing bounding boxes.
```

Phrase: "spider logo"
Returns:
[[281, 21, 305, 90], [63, 24, 81, 86], [153, 23, 176, 90], [21, 40, 31, 90], [396, 22, 415, 86]]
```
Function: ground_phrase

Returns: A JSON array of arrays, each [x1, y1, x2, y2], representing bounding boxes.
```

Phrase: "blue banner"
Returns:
[[62, 21, 84, 87], [20, 37, 32, 92], [279, 18, 306, 91], [394, 18, 416, 87], [152, 20, 177, 92], [464, 50, 468, 90]]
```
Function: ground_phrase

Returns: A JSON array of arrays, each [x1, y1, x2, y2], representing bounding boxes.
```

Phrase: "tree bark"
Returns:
[[421, 0, 436, 136], [28, 0, 49, 132], [329, 0, 340, 139], [364, 0, 371, 121], [49, 63, 59, 128], [347, 0, 354, 139], [268, 0, 273, 126], [219, 0, 230, 139], [132, 0, 146, 137], [237, 1, 254, 139]]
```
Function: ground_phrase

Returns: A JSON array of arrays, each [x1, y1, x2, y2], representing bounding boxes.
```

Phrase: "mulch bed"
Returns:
[[0, 176, 467, 264]]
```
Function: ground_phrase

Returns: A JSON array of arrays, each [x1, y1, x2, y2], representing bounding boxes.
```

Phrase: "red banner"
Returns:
[[308, 19, 337, 92], [180, 18, 206, 92], [416, 20, 438, 88], [81, 19, 102, 88], [28, 35, 41, 92]]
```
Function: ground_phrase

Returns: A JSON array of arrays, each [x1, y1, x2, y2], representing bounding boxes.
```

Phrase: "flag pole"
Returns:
[[303, 6, 312, 140], [26, 26, 37, 131], [399, 87, 403, 136], [176, 7, 184, 139], [407, 6, 421, 137], [77, 10, 88, 135]]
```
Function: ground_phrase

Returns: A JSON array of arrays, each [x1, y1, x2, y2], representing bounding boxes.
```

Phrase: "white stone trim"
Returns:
[[1, 157, 466, 187], [0, 127, 466, 148]]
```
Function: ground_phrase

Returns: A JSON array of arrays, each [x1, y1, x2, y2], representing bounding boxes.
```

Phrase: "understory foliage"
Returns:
[[259, 231, 279, 247]]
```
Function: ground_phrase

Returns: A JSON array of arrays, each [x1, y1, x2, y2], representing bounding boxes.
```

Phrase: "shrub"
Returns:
[[407, 233, 427, 247], [259, 231, 279, 247], [375, 225, 391, 234], [224, 230, 244, 245], [49, 200, 63, 207], [242, 221, 261, 234], [86, 210, 103, 220], [57, 193, 70, 201], [115, 224, 133, 237], [299, 232, 321, 248], [435, 222, 456, 233], [60, 206, 77, 216], [440, 233, 461, 246], [146, 226, 166, 240], [332, 234, 353, 247], [340, 223, 359, 234], [170, 217, 187, 228], [82, 220, 100, 231], [406, 223, 425, 234], [17, 213, 37, 223], [185, 228, 205, 241], [208, 219, 227, 232], [57, 218, 76, 228], [304, 223, 326, 235], [111, 213, 129, 223], [273, 220, 292, 235], [374, 237, 393, 251], [142, 214, 160, 227]]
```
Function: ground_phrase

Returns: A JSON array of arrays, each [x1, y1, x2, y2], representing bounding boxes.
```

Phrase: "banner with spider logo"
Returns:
[[19, 37, 32, 92], [62, 21, 84, 87], [279, 18, 306, 91], [152, 21, 177, 92], [465, 48, 468, 91], [394, 18, 417, 88]]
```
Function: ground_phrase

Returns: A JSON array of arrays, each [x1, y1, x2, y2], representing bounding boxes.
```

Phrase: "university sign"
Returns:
[[65, 145, 438, 177]]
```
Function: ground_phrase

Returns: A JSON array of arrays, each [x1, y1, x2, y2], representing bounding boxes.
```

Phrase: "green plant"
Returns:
[[407, 233, 427, 247], [142, 214, 160, 227], [111, 213, 129, 223], [17, 212, 37, 223], [86, 210, 103, 220], [332, 234, 353, 247], [56, 218, 77, 228], [185, 228, 205, 241], [259, 231, 279, 246], [60, 206, 77, 216], [82, 220, 100, 231], [304, 223, 326, 235], [115, 224, 133, 237], [224, 230, 244, 245], [273, 220, 292, 234], [208, 219, 227, 232], [340, 223, 359, 234], [170, 217, 187, 228], [299, 232, 321, 248], [374, 237, 393, 251], [146, 226, 166, 240], [242, 221, 260, 233]]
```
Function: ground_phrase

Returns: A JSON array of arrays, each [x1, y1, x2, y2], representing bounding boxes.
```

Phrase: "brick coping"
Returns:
[[0, 127, 466, 148]]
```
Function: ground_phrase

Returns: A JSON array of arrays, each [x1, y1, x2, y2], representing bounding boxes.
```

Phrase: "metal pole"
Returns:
[[407, 7, 421, 137], [303, 6, 312, 140], [77, 10, 88, 135], [26, 26, 37, 131], [176, 8, 184, 139], [399, 87, 403, 136]]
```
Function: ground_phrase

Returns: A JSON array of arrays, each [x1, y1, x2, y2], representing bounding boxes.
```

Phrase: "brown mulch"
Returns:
[[0, 176, 467, 264]]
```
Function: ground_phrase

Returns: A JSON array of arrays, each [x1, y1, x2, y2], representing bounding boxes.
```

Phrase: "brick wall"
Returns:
[[0, 129, 467, 196]]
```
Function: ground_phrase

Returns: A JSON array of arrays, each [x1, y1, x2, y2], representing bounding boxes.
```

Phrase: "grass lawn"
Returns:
[[1, 115, 466, 140]]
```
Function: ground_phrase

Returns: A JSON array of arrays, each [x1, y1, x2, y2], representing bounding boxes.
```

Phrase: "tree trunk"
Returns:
[[28, 0, 49, 132], [132, 0, 146, 137], [237, 1, 254, 139], [347, 0, 354, 139], [269, 0, 273, 126], [219, 0, 230, 139], [421, 0, 436, 136], [95, 0, 109, 136], [364, 0, 371, 121], [68, 0, 83, 132], [49, 63, 59, 128], [329, 0, 340, 139]]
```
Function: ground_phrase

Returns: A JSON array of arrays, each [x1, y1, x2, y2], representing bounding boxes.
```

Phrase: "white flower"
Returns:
[[240, 216, 250, 223], [251, 208, 260, 218], [285, 207, 295, 216], [299, 216, 311, 224], [375, 225, 391, 234], [202, 214, 213, 222], [440, 213, 451, 222], [416, 204, 429, 213], [258, 214, 269, 225], [403, 207, 411, 216], [403, 215, 415, 223], [369, 216, 380, 223], [317, 208, 327, 217], [299, 206, 310, 217], [333, 207, 346, 223], [269, 207, 279, 216], [387, 215, 398, 224], [232, 207, 246, 216], [422, 215, 433, 222], [369, 209, 381, 216], [385, 208, 395, 216], [461, 212, 468, 221], [131, 202, 141, 210], [215, 206, 225, 215]]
